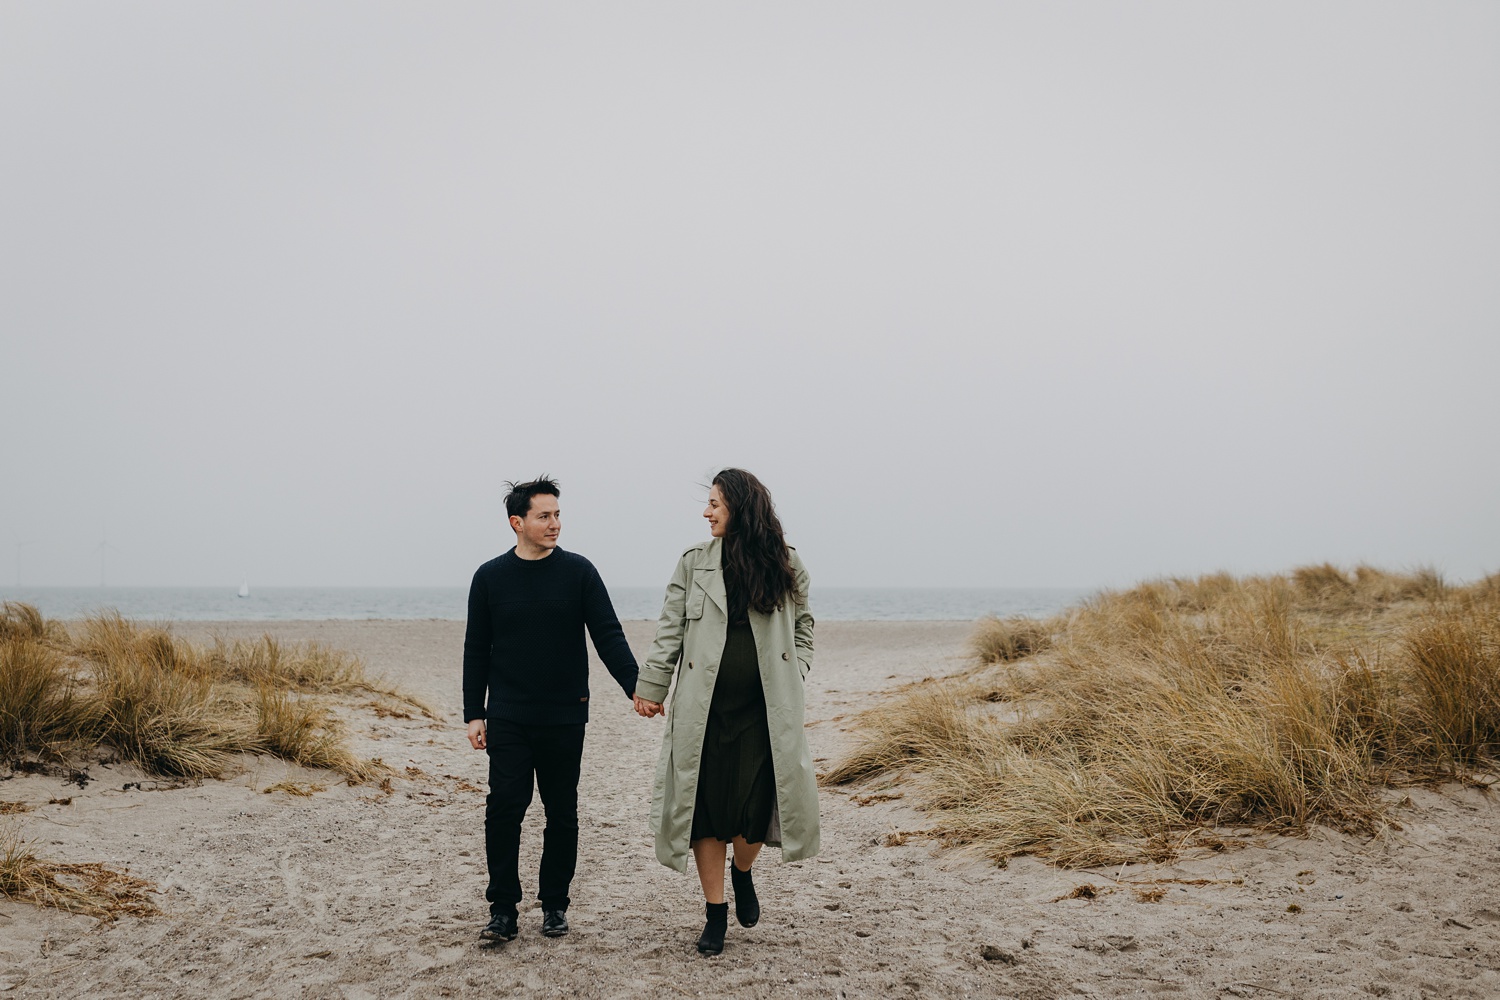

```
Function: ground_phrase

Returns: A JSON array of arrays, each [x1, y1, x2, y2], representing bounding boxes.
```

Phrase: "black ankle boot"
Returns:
[[730, 863, 760, 928], [697, 901, 728, 955]]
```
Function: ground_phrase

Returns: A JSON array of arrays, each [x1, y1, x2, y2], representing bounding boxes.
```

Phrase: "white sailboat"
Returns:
[[237, 581, 250, 598]]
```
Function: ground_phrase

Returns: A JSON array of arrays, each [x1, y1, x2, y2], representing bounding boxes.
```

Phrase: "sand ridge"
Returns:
[[2, 619, 1497, 998]]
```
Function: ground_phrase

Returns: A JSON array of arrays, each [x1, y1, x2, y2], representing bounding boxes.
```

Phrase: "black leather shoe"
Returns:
[[541, 909, 569, 938], [730, 863, 760, 928], [480, 911, 518, 942], [697, 901, 728, 955]]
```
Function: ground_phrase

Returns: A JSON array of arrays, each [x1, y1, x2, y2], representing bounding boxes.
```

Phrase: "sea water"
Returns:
[[0, 586, 1092, 623]]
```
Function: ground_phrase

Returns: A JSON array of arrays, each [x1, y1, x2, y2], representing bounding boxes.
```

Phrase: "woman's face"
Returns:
[[704, 484, 729, 537]]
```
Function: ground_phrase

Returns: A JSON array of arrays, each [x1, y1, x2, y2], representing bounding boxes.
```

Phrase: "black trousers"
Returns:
[[484, 719, 586, 915]]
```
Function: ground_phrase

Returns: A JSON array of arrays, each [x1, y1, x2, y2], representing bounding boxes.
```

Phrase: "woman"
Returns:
[[633, 468, 819, 956]]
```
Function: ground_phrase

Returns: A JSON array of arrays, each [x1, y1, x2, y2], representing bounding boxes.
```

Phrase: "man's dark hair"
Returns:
[[503, 476, 560, 520]]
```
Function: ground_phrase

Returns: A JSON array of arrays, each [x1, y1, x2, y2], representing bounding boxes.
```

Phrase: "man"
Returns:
[[463, 476, 640, 942]]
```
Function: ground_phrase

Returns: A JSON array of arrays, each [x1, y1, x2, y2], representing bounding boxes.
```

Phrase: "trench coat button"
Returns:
[[781, 652, 789, 660], [688, 662, 694, 669]]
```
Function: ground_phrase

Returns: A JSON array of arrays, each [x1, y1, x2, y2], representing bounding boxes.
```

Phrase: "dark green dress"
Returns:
[[691, 618, 776, 843]]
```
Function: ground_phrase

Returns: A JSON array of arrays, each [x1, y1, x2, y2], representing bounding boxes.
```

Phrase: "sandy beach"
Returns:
[[3, 618, 1498, 999]]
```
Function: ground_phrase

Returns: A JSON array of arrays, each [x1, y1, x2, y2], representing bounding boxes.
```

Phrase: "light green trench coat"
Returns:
[[634, 537, 820, 873]]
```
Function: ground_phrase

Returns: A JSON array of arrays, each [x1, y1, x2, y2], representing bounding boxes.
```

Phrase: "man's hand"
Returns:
[[633, 694, 664, 718], [467, 719, 487, 749]]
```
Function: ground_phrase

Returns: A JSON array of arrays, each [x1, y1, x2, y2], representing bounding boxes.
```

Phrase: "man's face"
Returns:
[[510, 494, 561, 552]]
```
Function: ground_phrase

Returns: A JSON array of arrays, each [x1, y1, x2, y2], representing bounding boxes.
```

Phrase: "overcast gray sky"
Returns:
[[2, 3, 1496, 590]]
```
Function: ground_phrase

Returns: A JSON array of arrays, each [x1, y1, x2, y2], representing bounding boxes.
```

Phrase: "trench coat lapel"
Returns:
[[695, 540, 728, 615]]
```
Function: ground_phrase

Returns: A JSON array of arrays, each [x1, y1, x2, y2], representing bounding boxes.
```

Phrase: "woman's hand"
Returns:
[[467, 719, 487, 749], [633, 694, 664, 718]]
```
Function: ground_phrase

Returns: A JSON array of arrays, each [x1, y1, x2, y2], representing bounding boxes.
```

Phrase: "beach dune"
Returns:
[[2, 619, 1497, 998]]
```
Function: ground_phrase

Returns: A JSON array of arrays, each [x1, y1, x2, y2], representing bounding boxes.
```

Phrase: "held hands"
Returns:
[[633, 694, 664, 718]]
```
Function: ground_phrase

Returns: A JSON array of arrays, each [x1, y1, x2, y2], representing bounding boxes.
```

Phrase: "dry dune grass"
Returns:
[[0, 637, 81, 761], [0, 602, 427, 915], [1, 821, 157, 919], [256, 685, 382, 782], [217, 635, 372, 696], [826, 566, 1500, 867], [74, 613, 253, 778], [262, 779, 328, 797], [0, 602, 423, 780], [970, 614, 1057, 664]]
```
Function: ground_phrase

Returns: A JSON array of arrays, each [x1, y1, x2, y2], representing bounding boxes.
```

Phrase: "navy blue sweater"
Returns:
[[462, 547, 639, 725]]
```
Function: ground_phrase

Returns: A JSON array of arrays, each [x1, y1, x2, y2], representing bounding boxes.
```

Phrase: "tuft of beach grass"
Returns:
[[0, 636, 82, 762], [0, 606, 425, 919], [970, 615, 1057, 664], [0, 604, 412, 781], [262, 780, 328, 797], [212, 635, 437, 718], [256, 685, 384, 783], [826, 565, 1500, 867], [0, 821, 158, 919]]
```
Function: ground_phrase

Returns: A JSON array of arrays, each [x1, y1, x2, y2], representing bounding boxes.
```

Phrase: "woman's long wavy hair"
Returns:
[[714, 468, 798, 622]]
